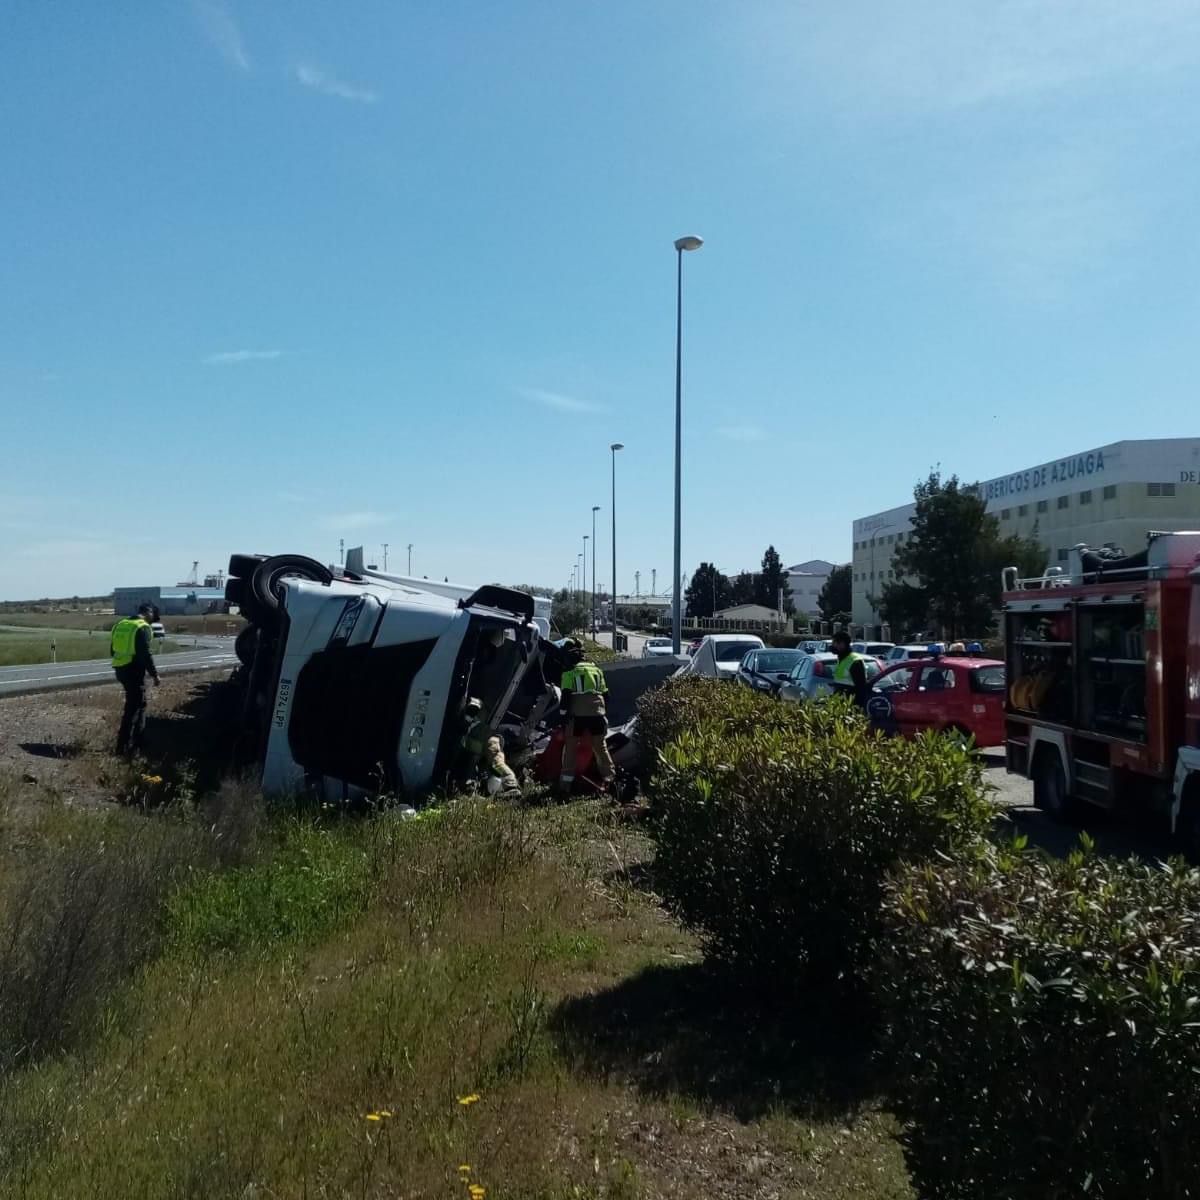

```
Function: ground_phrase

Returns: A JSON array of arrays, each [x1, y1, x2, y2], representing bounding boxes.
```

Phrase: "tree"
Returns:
[[887, 472, 1045, 639], [685, 562, 733, 619], [817, 564, 851, 622], [876, 580, 931, 641], [730, 571, 756, 606], [754, 545, 794, 614], [551, 588, 589, 634]]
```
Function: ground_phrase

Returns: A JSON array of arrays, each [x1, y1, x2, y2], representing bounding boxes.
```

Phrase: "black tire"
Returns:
[[1033, 750, 1074, 821], [225, 577, 245, 606], [234, 624, 258, 668], [1175, 781, 1200, 863], [228, 553, 267, 579], [249, 554, 334, 616]]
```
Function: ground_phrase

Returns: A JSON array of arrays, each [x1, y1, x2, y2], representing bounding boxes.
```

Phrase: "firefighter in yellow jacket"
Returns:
[[110, 603, 161, 755], [558, 640, 615, 792]]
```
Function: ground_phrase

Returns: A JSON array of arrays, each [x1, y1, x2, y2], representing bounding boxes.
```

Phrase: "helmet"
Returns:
[[464, 697, 483, 716]]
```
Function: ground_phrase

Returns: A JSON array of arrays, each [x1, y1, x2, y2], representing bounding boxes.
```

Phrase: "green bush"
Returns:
[[646, 686, 992, 987], [636, 675, 778, 768], [876, 838, 1200, 1199]]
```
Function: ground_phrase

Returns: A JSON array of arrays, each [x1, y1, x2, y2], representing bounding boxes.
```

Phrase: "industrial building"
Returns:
[[786, 559, 835, 620], [850, 437, 1200, 630], [112, 585, 229, 617]]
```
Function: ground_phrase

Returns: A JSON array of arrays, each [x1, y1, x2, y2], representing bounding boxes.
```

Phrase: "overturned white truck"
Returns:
[[226, 550, 553, 801]]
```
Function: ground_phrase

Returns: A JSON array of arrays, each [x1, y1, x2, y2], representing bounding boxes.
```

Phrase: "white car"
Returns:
[[642, 636, 675, 658], [851, 641, 894, 659], [678, 633, 766, 680], [885, 644, 934, 665], [150, 622, 166, 640], [800, 639, 829, 654]]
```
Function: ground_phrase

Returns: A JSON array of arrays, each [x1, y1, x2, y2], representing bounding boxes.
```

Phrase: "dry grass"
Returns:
[[0, 611, 244, 636], [0, 795, 912, 1199]]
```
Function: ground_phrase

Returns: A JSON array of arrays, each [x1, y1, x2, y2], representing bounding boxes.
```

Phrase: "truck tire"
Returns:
[[1033, 750, 1074, 821], [225, 578, 245, 606], [235, 624, 258, 668], [228, 553, 266, 579], [249, 554, 333, 617]]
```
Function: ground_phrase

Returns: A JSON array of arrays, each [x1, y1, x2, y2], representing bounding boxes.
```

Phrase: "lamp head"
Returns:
[[674, 235, 703, 252]]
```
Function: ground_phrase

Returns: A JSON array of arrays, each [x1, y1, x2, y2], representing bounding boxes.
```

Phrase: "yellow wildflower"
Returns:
[[378, 1109, 393, 1118], [141, 774, 163, 785], [457, 1093, 481, 1106], [458, 1165, 472, 1175], [365, 1113, 382, 1122], [468, 1185, 486, 1199]]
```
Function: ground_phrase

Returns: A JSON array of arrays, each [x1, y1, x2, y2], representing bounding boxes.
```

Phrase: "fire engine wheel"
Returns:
[[228, 553, 267, 579], [1033, 751, 1075, 822], [249, 554, 334, 618]]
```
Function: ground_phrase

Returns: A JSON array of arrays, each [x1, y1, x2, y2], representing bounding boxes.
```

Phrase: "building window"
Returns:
[[1000, 508, 1010, 520], [1103, 484, 1116, 500], [1058, 548, 1070, 562], [1148, 482, 1176, 497], [1037, 499, 1048, 513], [1079, 490, 1092, 505], [1057, 495, 1069, 510], [1018, 504, 1028, 516]]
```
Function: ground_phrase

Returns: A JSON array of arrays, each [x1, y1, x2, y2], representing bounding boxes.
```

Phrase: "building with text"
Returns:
[[850, 438, 1200, 629]]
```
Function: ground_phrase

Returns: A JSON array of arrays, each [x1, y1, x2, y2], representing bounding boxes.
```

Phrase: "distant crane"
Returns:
[[634, 570, 640, 598]]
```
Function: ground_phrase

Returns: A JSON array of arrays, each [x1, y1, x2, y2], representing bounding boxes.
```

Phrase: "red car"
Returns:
[[866, 655, 1006, 748]]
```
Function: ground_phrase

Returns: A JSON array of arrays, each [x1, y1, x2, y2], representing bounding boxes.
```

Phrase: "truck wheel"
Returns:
[[1033, 751, 1074, 821], [249, 554, 333, 617], [235, 624, 258, 668], [228, 553, 267, 579]]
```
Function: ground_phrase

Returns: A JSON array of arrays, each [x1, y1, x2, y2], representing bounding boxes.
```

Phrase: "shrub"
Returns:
[[647, 687, 992, 988], [877, 838, 1200, 1199]]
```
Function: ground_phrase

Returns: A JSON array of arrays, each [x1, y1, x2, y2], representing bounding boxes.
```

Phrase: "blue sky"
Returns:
[[3, 2, 1200, 600]]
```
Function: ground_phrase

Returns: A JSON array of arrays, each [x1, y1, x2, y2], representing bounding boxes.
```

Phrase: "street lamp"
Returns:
[[591, 505, 600, 637], [672, 234, 703, 655], [582, 535, 589, 617], [407, 543, 413, 574], [610, 442, 624, 636]]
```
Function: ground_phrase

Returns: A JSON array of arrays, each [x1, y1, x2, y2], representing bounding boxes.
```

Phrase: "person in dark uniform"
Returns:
[[110, 603, 161, 755]]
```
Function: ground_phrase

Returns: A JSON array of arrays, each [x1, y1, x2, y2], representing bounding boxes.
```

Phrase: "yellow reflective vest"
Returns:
[[561, 661, 607, 694], [833, 652, 866, 686], [111, 617, 149, 668]]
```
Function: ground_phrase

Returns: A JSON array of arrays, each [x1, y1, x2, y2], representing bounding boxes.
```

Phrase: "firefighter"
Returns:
[[110, 603, 161, 755], [558, 640, 615, 792], [830, 631, 870, 708]]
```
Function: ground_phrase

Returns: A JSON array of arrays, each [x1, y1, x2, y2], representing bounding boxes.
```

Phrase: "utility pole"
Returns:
[[651, 568, 657, 598], [634, 570, 640, 598], [382, 543, 389, 572], [407, 543, 413, 574]]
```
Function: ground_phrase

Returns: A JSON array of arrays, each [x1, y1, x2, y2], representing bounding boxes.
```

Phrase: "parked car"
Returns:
[[800, 639, 829, 654], [150, 621, 166, 640], [642, 636, 675, 658], [852, 640, 894, 659], [679, 633, 766, 680], [866, 655, 1006, 747], [885, 643, 934, 664], [735, 647, 807, 693], [778, 651, 883, 703]]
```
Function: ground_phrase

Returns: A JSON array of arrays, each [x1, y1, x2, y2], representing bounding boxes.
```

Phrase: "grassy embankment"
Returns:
[[0, 759, 911, 1198], [0, 627, 185, 667], [0, 610, 243, 636]]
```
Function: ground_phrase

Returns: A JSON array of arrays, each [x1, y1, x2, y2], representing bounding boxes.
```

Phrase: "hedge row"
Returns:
[[637, 677, 1200, 1199]]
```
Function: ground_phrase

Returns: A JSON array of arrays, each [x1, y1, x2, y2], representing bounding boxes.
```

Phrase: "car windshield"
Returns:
[[648, 638, 671, 647], [755, 650, 803, 673], [865, 644, 892, 656], [970, 665, 1006, 693], [716, 641, 761, 662]]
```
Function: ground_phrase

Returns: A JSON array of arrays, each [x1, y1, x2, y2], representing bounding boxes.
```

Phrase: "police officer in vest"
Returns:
[[830, 631, 870, 708], [110, 603, 161, 755], [558, 639, 615, 792]]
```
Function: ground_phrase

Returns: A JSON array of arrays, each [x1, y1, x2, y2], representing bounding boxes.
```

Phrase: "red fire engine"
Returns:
[[1003, 531, 1200, 852]]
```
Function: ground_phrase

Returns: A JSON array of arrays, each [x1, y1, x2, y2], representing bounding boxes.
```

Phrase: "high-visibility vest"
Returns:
[[111, 617, 148, 668], [561, 661, 607, 694], [833, 653, 866, 686]]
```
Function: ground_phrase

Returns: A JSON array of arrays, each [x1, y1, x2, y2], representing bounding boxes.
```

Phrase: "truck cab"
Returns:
[[1001, 531, 1200, 849], [226, 550, 550, 803]]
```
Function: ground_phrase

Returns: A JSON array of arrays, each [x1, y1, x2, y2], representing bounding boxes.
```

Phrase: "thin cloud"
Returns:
[[318, 511, 392, 532], [203, 349, 283, 365], [192, 0, 250, 72], [294, 64, 379, 104], [717, 424, 766, 442], [513, 386, 606, 414]]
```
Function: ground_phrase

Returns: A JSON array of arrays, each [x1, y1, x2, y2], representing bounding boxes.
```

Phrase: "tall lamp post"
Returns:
[[591, 505, 600, 636], [610, 442, 624, 637], [671, 234, 703, 655], [582, 535, 589, 620]]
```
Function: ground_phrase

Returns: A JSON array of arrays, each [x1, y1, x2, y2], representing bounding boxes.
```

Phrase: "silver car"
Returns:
[[641, 636, 675, 658], [778, 651, 883, 703]]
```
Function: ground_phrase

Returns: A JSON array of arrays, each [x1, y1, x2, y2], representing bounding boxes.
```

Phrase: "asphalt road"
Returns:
[[0, 637, 239, 697]]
